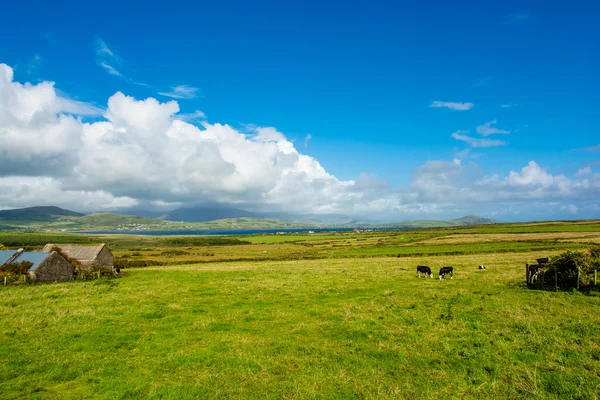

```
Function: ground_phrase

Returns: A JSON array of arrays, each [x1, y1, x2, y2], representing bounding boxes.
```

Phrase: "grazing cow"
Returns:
[[416, 265, 433, 278], [536, 258, 549, 265], [479, 265, 486, 270], [527, 264, 542, 285], [438, 266, 454, 280]]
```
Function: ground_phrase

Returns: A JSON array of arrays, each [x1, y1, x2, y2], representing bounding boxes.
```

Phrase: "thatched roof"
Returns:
[[41, 244, 106, 261]]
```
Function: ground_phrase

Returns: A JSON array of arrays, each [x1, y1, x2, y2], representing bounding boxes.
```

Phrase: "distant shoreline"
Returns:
[[78, 227, 403, 236]]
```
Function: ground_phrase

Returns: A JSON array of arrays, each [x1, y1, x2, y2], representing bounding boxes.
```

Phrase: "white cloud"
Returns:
[[99, 62, 122, 77], [176, 110, 206, 122], [506, 161, 554, 188], [0, 176, 138, 211], [2, 61, 599, 221], [500, 104, 517, 108], [429, 101, 474, 111], [476, 120, 509, 136], [159, 85, 199, 99], [304, 133, 312, 148], [95, 38, 147, 87], [96, 38, 117, 59], [56, 97, 103, 116], [451, 131, 507, 148], [561, 204, 578, 214], [0, 63, 388, 215], [579, 144, 600, 152], [576, 166, 592, 176]]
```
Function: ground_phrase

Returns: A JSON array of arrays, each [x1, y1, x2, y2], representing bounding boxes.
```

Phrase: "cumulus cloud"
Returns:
[[1, 61, 599, 220], [576, 166, 592, 176], [0, 63, 390, 215], [429, 101, 474, 111], [451, 130, 507, 148], [476, 120, 510, 136], [561, 204, 578, 214], [415, 159, 598, 203], [506, 161, 554, 188], [176, 110, 206, 122], [56, 96, 103, 116], [0, 176, 138, 211]]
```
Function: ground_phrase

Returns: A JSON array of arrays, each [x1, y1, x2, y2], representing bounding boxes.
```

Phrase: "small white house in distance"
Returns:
[[0, 249, 73, 282], [41, 244, 114, 270]]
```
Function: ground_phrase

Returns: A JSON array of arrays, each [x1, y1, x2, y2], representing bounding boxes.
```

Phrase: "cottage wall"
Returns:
[[96, 246, 114, 269], [29, 252, 73, 282]]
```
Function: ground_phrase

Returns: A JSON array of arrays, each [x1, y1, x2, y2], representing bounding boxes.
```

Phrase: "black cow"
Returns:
[[416, 265, 433, 278], [438, 266, 454, 280], [536, 258, 549, 265], [478, 265, 486, 270]]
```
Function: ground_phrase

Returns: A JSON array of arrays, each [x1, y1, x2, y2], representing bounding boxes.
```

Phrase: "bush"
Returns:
[[0, 260, 33, 275], [49, 246, 81, 268], [160, 250, 189, 257], [0, 261, 34, 285], [74, 263, 115, 280], [534, 249, 600, 290]]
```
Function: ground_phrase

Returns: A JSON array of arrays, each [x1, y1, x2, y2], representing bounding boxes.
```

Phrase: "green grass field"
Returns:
[[1, 222, 600, 399]]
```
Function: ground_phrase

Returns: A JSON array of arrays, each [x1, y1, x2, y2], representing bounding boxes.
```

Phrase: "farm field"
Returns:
[[1, 221, 600, 399]]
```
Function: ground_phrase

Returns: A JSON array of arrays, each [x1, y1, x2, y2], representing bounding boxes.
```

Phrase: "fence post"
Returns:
[[3, 276, 6, 286], [525, 263, 529, 285], [577, 268, 580, 290]]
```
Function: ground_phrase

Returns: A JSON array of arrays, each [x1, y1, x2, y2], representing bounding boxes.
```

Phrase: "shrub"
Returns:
[[49, 246, 81, 268], [534, 249, 600, 290], [0, 261, 34, 285], [74, 263, 115, 280], [0, 260, 33, 275], [160, 250, 189, 257]]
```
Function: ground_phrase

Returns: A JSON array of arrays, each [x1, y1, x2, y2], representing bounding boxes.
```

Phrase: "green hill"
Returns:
[[0, 206, 84, 222], [0, 205, 498, 232], [375, 215, 497, 229]]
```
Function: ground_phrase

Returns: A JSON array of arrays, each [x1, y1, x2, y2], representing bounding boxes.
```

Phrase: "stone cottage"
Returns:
[[0, 249, 73, 282], [41, 244, 114, 270]]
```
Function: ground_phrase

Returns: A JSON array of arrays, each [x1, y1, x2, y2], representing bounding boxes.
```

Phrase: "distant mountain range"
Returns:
[[0, 205, 498, 232]]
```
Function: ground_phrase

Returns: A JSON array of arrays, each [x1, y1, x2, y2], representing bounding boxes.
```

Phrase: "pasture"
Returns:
[[1, 222, 600, 399]]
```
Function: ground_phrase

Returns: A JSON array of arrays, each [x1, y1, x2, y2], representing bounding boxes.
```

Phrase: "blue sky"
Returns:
[[0, 0, 599, 221]]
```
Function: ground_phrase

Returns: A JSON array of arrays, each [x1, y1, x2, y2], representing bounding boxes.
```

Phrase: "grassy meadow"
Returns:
[[1, 221, 600, 399]]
